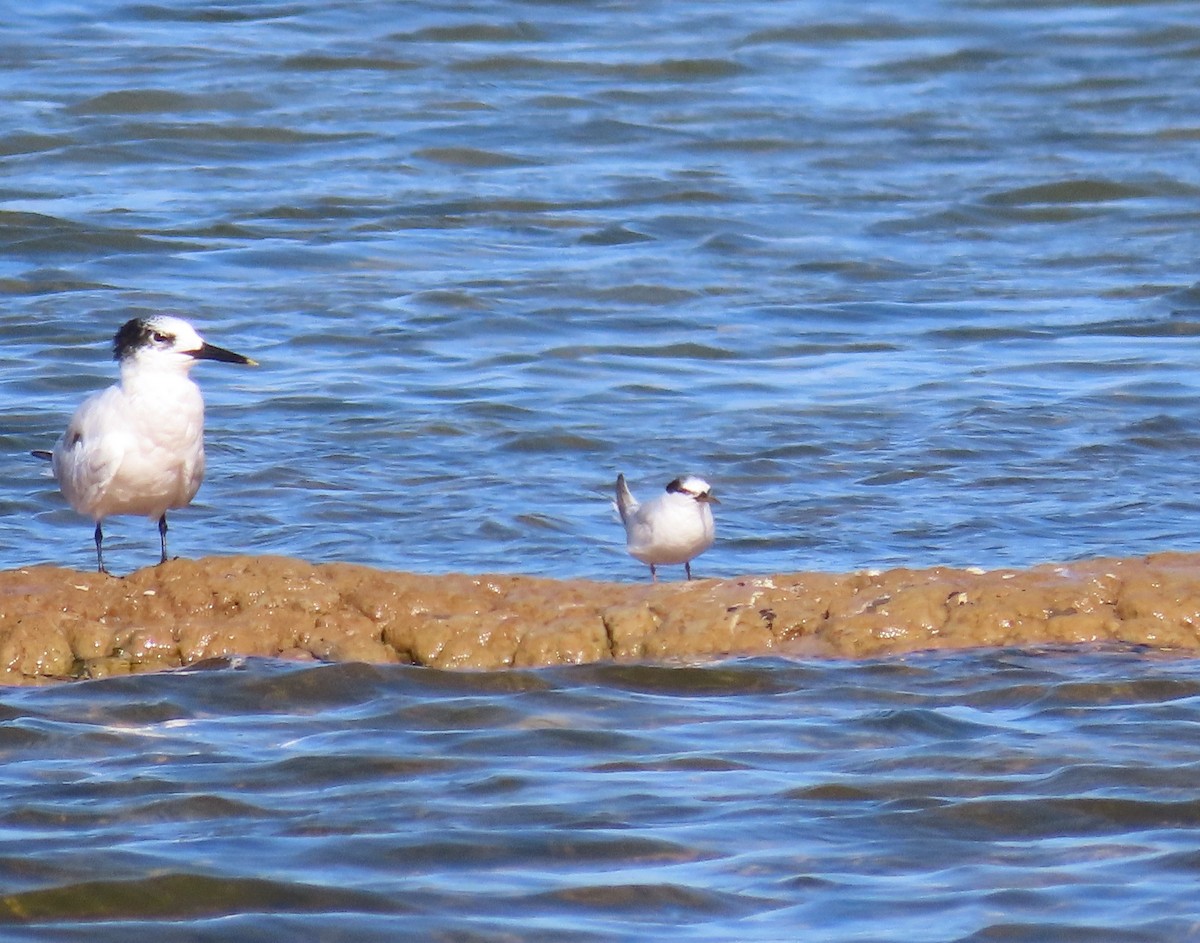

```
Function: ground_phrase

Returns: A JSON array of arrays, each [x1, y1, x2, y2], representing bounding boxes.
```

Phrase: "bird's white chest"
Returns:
[[115, 374, 206, 467], [627, 496, 715, 564], [56, 372, 208, 519]]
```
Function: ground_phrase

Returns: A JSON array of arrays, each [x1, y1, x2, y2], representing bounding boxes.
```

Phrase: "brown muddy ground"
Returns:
[[1, 552, 1199, 684]]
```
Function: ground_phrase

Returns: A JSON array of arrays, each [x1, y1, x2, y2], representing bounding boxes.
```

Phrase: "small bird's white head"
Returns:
[[665, 475, 719, 504], [113, 315, 256, 372]]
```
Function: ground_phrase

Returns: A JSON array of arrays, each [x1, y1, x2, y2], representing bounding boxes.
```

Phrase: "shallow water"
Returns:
[[4, 1, 1200, 938], [5, 0, 1200, 577], [0, 651, 1199, 941]]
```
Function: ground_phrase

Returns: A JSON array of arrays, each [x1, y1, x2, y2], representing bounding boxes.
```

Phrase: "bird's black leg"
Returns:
[[650, 564, 657, 582], [685, 561, 693, 580], [94, 521, 106, 574], [158, 514, 169, 564]]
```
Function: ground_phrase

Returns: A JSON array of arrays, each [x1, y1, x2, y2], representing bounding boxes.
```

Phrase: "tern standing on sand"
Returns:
[[615, 473, 718, 581], [34, 315, 256, 573]]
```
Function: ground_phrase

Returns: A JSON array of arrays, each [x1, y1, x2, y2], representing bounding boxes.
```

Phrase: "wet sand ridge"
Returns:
[[1, 553, 1199, 684]]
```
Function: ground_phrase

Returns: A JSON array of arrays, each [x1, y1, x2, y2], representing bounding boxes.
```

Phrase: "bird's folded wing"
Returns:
[[615, 474, 639, 524], [58, 410, 127, 510]]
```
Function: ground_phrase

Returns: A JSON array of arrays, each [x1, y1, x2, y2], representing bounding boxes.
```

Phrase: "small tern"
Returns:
[[615, 473, 718, 581], [33, 315, 256, 573]]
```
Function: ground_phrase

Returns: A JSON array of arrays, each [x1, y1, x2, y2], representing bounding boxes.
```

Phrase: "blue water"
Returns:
[[2, 652, 1200, 941], [4, 1, 1200, 938], [5, 0, 1200, 578]]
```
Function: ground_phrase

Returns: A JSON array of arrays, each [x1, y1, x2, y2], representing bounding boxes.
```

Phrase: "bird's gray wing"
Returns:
[[54, 394, 129, 515], [615, 473, 639, 524]]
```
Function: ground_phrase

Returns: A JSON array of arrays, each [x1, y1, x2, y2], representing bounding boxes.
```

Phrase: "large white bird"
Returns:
[[615, 473, 718, 581], [34, 315, 256, 573]]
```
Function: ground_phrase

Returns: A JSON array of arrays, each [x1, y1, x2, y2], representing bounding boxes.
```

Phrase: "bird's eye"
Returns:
[[151, 331, 171, 344]]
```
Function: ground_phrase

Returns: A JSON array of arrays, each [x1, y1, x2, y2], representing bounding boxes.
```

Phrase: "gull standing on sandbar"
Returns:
[[615, 473, 718, 581], [33, 316, 257, 573]]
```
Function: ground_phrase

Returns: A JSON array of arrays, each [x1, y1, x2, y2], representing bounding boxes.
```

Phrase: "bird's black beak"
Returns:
[[191, 343, 257, 366], [699, 493, 720, 504]]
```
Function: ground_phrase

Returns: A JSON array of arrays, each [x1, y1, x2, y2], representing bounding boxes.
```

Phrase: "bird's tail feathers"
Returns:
[[615, 473, 638, 524], [30, 449, 53, 462]]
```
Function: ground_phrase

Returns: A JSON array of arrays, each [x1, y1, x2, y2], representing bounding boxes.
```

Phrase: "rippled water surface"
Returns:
[[5, 1, 1200, 938], [5, 0, 1200, 577], [1, 652, 1200, 941]]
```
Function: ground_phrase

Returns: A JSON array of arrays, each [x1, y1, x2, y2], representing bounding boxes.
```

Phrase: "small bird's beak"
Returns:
[[700, 493, 720, 504], [191, 343, 257, 366]]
